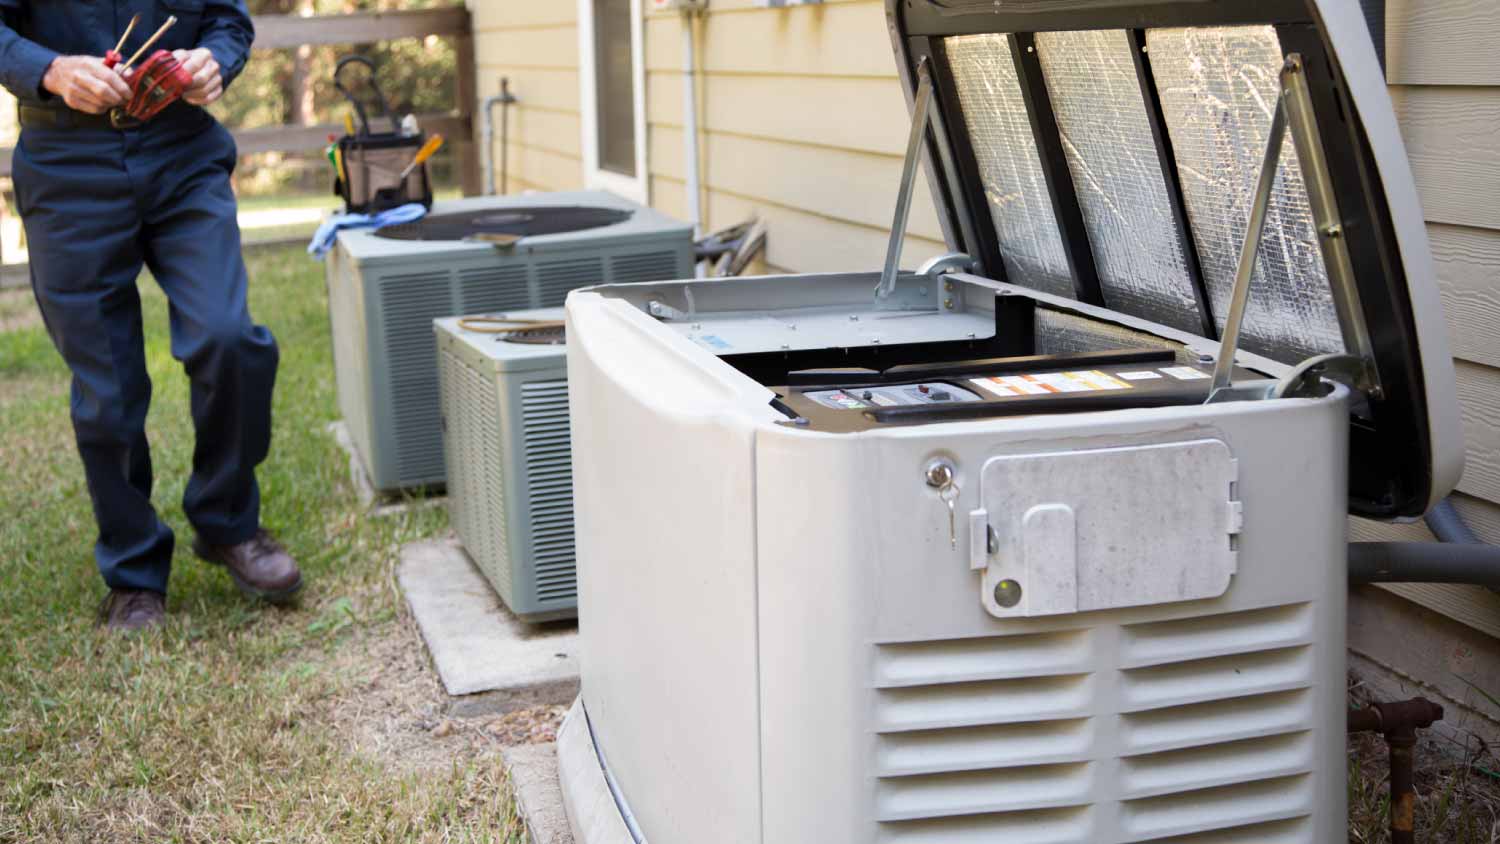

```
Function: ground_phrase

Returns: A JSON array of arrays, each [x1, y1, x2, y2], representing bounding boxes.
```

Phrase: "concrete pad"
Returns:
[[325, 420, 445, 517], [503, 743, 576, 844], [398, 538, 580, 714]]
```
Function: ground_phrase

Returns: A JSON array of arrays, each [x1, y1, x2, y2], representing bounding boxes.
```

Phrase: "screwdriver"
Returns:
[[398, 134, 444, 181], [104, 14, 141, 68], [116, 16, 177, 74]]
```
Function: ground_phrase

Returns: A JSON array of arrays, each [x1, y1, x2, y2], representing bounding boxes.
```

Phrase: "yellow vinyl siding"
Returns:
[[1386, 0, 1500, 86], [470, 1, 582, 193], [1391, 87, 1500, 230], [644, 0, 946, 273]]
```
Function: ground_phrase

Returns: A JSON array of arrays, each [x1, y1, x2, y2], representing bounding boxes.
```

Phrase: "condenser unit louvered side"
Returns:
[[519, 380, 577, 610], [376, 270, 455, 487], [327, 192, 694, 494], [435, 315, 577, 622], [439, 345, 511, 590], [460, 265, 532, 316]]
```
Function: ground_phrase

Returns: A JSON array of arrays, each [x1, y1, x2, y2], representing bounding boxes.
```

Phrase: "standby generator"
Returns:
[[557, 1, 1463, 841]]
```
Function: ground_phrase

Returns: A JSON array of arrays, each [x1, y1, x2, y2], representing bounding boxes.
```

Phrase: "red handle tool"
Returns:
[[104, 15, 195, 122]]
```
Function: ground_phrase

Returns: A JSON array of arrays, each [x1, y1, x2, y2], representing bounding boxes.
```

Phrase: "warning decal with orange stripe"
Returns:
[[970, 369, 1134, 398]]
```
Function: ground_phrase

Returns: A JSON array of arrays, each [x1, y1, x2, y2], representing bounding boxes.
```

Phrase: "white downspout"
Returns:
[[681, 7, 703, 241]]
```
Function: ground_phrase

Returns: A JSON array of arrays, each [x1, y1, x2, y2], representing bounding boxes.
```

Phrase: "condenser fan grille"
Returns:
[[376, 206, 633, 241], [502, 325, 566, 345]]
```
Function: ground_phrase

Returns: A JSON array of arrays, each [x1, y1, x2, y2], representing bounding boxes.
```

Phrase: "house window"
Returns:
[[578, 0, 648, 202]]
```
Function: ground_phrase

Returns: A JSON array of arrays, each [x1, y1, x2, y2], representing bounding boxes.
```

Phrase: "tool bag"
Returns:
[[332, 56, 434, 214]]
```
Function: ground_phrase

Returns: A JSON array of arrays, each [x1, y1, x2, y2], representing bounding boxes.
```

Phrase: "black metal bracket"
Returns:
[[1128, 28, 1218, 340], [1008, 32, 1107, 307]]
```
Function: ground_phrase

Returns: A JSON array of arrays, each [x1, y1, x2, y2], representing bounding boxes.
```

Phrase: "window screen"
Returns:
[[945, 34, 1075, 299], [1146, 26, 1345, 362], [1034, 30, 1204, 336], [593, 0, 637, 178]]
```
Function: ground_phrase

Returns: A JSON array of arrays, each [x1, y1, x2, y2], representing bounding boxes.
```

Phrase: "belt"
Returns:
[[19, 105, 143, 130]]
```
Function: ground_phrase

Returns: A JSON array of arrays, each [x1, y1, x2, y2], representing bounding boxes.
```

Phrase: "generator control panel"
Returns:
[[771, 350, 1260, 433], [804, 382, 984, 410]]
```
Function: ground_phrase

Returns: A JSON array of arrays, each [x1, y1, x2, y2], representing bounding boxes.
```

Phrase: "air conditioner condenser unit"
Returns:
[[325, 192, 693, 492], [556, 2, 1465, 842], [436, 311, 577, 621]]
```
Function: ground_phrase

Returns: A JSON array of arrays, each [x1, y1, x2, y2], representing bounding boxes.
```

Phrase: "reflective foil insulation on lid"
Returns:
[[945, 34, 1076, 299], [1146, 25, 1346, 363], [1035, 29, 1205, 336]]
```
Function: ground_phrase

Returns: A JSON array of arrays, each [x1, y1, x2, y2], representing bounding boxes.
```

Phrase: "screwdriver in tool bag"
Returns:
[[398, 134, 445, 181]]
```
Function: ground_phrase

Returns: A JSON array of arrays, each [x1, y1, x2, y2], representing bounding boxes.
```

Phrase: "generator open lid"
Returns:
[[879, 0, 1462, 520]]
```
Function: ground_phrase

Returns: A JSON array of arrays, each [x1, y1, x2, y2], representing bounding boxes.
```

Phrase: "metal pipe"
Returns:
[[1349, 541, 1500, 587], [481, 77, 518, 196], [876, 57, 934, 302], [1209, 91, 1286, 396], [682, 9, 702, 239], [499, 77, 512, 195], [1348, 698, 1444, 844], [1388, 729, 1417, 844]]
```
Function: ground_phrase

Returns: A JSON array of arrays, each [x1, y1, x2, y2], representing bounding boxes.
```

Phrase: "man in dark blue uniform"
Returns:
[[2, 0, 302, 631]]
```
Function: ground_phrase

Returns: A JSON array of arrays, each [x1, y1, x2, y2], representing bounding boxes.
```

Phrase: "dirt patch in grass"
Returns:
[[311, 589, 566, 776]]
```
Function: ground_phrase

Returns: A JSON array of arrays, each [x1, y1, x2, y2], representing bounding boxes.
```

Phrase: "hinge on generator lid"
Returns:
[[1227, 457, 1243, 537], [968, 508, 990, 571]]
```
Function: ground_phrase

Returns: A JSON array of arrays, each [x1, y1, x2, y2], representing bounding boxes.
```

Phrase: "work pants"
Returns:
[[14, 112, 278, 596]]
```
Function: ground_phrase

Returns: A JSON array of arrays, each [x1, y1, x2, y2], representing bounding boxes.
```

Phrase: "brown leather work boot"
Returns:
[[193, 529, 303, 604], [100, 589, 166, 632]]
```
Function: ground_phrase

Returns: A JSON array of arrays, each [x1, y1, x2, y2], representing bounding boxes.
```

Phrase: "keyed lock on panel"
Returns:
[[925, 458, 960, 549]]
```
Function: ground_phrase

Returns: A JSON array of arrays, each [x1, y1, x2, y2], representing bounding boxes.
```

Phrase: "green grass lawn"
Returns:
[[0, 247, 525, 843]]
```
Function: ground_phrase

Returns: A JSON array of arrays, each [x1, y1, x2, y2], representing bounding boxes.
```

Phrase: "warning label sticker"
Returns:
[[819, 392, 869, 409], [1161, 366, 1211, 381], [970, 369, 1133, 398], [1118, 370, 1164, 381]]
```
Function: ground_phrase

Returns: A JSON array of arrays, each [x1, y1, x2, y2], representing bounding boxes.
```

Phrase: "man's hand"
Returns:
[[173, 48, 223, 106], [41, 56, 131, 114]]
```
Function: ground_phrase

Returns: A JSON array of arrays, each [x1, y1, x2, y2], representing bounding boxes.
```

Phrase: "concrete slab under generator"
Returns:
[[326, 420, 445, 517], [397, 538, 579, 717], [502, 743, 577, 844]]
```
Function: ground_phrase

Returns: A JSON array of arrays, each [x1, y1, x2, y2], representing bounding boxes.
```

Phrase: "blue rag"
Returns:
[[308, 203, 429, 258]]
